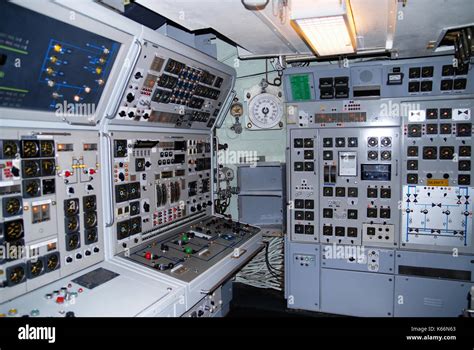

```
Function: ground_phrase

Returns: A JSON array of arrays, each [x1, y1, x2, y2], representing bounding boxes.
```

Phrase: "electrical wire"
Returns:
[[236, 69, 278, 80], [235, 236, 284, 291], [265, 58, 283, 86]]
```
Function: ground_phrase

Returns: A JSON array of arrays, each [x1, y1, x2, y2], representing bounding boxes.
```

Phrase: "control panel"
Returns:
[[289, 126, 401, 248], [110, 132, 213, 254], [114, 40, 234, 129], [401, 99, 474, 253], [285, 55, 474, 105], [0, 1, 128, 124], [289, 129, 318, 243], [285, 55, 474, 317], [123, 216, 260, 282], [0, 128, 104, 303], [318, 127, 400, 248]]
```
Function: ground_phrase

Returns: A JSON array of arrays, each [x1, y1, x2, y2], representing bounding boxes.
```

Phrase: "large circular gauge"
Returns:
[[248, 93, 283, 129]]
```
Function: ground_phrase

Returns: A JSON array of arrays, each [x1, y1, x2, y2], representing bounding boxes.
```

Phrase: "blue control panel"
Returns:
[[0, 2, 120, 114]]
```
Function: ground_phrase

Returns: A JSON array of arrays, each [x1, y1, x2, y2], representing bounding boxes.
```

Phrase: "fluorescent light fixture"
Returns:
[[291, 0, 357, 56]]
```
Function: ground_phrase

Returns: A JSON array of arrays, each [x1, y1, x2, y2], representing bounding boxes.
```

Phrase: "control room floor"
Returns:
[[227, 283, 339, 317]]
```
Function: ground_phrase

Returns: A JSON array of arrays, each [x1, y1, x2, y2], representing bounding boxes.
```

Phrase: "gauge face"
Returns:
[[66, 216, 79, 233], [9, 266, 25, 284], [40, 140, 55, 157], [2, 140, 19, 158], [64, 199, 79, 216], [22, 160, 41, 178], [248, 93, 283, 129], [46, 254, 59, 270], [230, 102, 244, 117], [84, 212, 97, 229], [86, 228, 98, 244], [29, 260, 44, 277], [67, 233, 80, 250], [21, 140, 40, 158], [24, 179, 41, 197], [4, 197, 22, 216], [83, 195, 96, 211], [5, 220, 24, 241], [41, 159, 56, 176]]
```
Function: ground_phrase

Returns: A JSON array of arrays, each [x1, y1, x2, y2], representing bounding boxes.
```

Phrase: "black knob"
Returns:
[[118, 173, 125, 181], [161, 243, 169, 252], [93, 247, 100, 253], [143, 202, 150, 212], [191, 206, 196, 212], [119, 110, 126, 117], [11, 167, 20, 177], [126, 92, 135, 103], [127, 111, 135, 119], [134, 72, 143, 79], [65, 311, 75, 317], [66, 257, 73, 263], [85, 250, 91, 256], [76, 253, 82, 259], [142, 113, 149, 120], [145, 161, 151, 168]]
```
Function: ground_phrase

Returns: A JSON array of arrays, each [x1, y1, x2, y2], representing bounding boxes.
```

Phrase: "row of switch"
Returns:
[[407, 123, 471, 137], [407, 173, 470, 185], [322, 207, 391, 219], [294, 224, 314, 235], [407, 145, 471, 157], [323, 225, 358, 237]]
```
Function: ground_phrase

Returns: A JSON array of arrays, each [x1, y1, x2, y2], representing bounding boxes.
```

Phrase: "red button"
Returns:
[[56, 296, 65, 304], [145, 252, 152, 260], [89, 169, 96, 175], [64, 170, 72, 177]]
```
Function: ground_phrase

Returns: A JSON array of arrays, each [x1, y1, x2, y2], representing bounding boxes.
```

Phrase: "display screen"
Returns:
[[361, 164, 391, 181], [0, 2, 120, 115], [289, 74, 312, 101]]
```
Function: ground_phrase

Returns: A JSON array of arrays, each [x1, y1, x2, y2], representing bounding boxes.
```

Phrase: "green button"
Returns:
[[184, 247, 193, 254]]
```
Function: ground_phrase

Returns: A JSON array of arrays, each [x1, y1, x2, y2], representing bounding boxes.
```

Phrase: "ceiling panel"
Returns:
[[137, 0, 473, 59]]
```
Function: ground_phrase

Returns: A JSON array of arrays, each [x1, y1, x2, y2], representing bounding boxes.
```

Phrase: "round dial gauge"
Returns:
[[230, 102, 244, 118], [248, 93, 283, 129]]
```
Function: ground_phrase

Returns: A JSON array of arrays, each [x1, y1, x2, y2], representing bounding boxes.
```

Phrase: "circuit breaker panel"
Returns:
[[113, 40, 234, 129], [284, 55, 474, 317], [0, 129, 104, 304]]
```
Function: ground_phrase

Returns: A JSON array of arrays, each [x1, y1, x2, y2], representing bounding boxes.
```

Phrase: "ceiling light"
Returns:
[[290, 0, 357, 56]]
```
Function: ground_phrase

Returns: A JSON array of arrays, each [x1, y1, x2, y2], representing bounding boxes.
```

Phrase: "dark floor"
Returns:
[[227, 283, 338, 317]]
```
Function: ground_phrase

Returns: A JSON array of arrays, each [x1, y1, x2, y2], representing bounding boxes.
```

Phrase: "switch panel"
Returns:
[[318, 128, 400, 247], [289, 130, 318, 242]]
